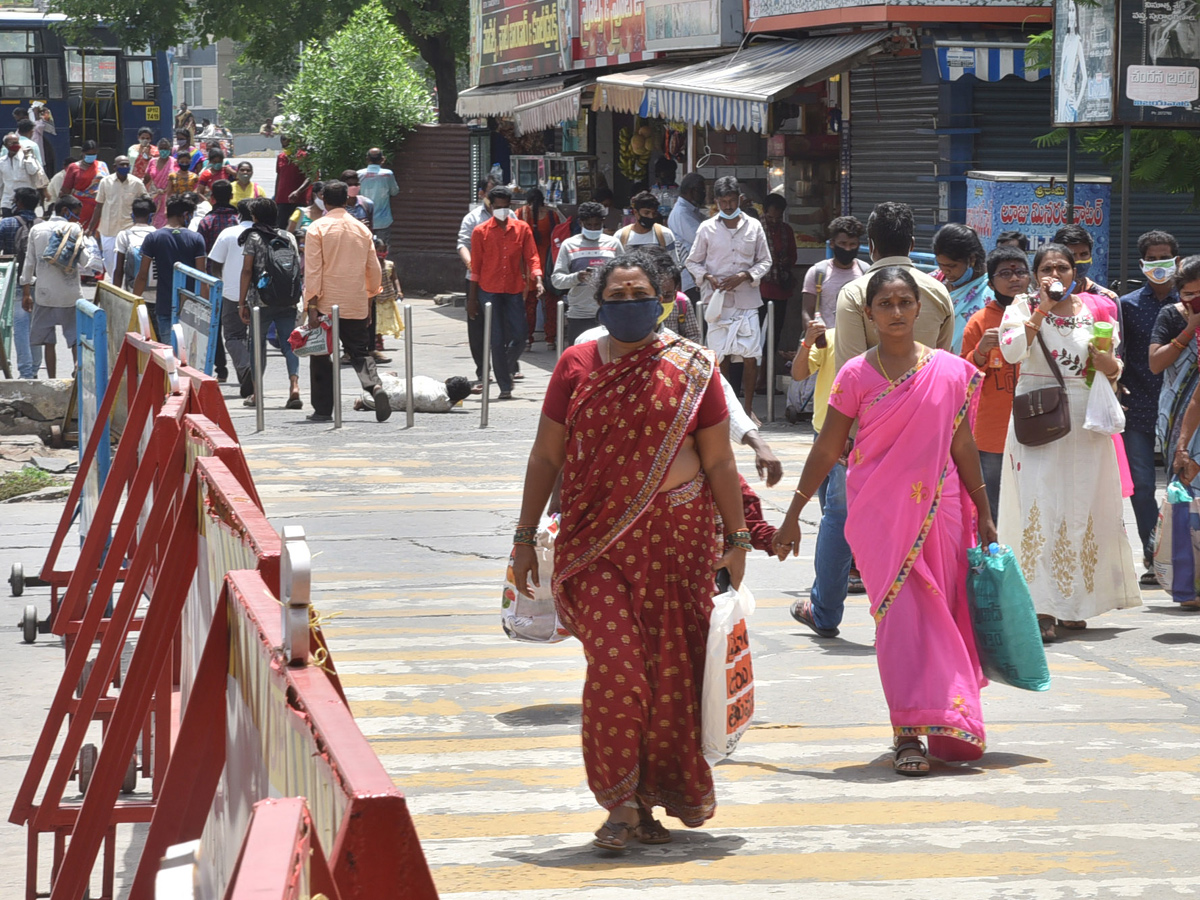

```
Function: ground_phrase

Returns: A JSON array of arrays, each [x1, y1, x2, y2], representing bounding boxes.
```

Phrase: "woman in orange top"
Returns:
[[517, 188, 564, 350]]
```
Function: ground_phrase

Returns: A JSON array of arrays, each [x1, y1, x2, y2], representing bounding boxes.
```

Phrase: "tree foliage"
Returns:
[[279, 0, 435, 178], [1027, 27, 1200, 207], [219, 49, 297, 133], [48, 0, 466, 121]]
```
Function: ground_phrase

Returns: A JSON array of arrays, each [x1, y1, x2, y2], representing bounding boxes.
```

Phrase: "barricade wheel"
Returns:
[[78, 743, 97, 794], [121, 755, 137, 794], [78, 659, 95, 698], [9, 562, 22, 597], [21, 605, 37, 644]]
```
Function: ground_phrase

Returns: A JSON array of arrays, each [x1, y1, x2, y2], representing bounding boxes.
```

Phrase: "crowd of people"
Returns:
[[0, 115, 408, 421]]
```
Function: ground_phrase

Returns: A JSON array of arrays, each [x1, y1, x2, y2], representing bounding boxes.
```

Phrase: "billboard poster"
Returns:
[[644, 0, 721, 50], [1117, 0, 1200, 125], [1052, 0, 1117, 125], [578, 0, 646, 58], [965, 172, 1113, 286], [477, 0, 565, 86]]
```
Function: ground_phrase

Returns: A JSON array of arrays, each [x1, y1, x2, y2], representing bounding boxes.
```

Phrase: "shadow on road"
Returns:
[[496, 703, 582, 727], [1153, 631, 1200, 645], [498, 829, 748, 869], [1048, 626, 1135, 643]]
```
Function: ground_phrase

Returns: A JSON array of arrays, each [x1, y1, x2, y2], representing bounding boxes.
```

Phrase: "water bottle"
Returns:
[[1085, 320, 1114, 387]]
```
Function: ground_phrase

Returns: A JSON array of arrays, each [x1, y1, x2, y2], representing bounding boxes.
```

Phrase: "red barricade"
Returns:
[[222, 798, 341, 900]]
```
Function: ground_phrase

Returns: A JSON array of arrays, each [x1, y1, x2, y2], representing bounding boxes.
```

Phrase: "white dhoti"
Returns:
[[705, 307, 762, 361]]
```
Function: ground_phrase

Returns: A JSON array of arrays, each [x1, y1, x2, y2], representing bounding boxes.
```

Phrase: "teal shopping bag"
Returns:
[[966, 544, 1051, 692]]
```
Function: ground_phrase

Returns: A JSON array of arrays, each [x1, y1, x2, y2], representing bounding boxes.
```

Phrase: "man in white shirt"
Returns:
[[206, 199, 255, 397], [616, 190, 676, 256], [21, 195, 100, 377], [16, 119, 42, 167], [685, 176, 773, 417], [89, 155, 147, 276], [667, 173, 707, 301], [0, 132, 47, 215], [551, 201, 622, 345]]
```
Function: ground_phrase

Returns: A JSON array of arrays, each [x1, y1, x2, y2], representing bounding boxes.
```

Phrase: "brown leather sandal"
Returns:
[[634, 807, 672, 845], [593, 819, 636, 851], [893, 739, 930, 777]]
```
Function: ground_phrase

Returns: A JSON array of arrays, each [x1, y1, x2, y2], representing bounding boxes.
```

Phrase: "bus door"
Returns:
[[66, 49, 121, 161]]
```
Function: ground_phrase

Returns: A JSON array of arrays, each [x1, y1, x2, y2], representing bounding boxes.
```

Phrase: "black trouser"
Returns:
[[277, 203, 298, 229], [308, 315, 380, 416], [222, 299, 253, 396], [369, 298, 378, 351], [758, 295, 788, 356], [213, 316, 227, 377]]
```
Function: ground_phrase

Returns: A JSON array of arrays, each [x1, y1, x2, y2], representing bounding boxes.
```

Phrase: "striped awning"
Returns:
[[593, 64, 690, 116], [456, 77, 568, 118], [933, 33, 1050, 82], [642, 32, 889, 134], [513, 84, 589, 135]]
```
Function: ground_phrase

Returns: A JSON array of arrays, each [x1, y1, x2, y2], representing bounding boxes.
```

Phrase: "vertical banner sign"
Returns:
[[966, 172, 1113, 284], [1118, 0, 1200, 125], [578, 0, 646, 57], [478, 0, 564, 85], [1053, 0, 1118, 125]]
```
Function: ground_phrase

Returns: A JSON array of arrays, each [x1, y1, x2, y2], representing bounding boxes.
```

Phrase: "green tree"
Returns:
[[49, 0, 467, 122], [218, 49, 297, 133], [280, 0, 434, 178]]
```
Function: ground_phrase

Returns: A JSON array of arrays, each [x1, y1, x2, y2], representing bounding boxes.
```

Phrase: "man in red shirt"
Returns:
[[468, 186, 543, 399], [274, 135, 310, 228], [960, 245, 1030, 520]]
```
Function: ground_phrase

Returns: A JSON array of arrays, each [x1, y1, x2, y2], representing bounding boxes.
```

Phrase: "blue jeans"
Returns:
[[13, 300, 42, 378], [810, 462, 852, 631], [249, 305, 300, 378], [479, 291, 526, 393], [1123, 428, 1159, 562], [156, 304, 174, 351], [979, 451, 1004, 529]]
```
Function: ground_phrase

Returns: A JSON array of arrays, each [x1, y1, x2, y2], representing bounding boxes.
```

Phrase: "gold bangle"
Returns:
[[1173, 338, 1188, 351], [969, 483, 987, 496], [794, 489, 811, 502]]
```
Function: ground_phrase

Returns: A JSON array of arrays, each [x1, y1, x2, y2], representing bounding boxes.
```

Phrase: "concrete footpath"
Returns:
[[2, 296, 1199, 897]]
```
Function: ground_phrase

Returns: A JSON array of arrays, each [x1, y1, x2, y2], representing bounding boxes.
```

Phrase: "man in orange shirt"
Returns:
[[960, 245, 1031, 520], [303, 180, 388, 422], [468, 186, 543, 399]]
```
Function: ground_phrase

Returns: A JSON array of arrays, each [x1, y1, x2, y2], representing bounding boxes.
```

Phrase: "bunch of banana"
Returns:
[[617, 126, 647, 180]]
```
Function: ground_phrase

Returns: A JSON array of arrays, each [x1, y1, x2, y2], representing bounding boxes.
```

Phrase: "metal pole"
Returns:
[[480, 301, 493, 429], [556, 299, 565, 356], [331, 304, 342, 430], [1119, 126, 1132, 294], [403, 303, 414, 429], [696, 300, 705, 345], [251, 305, 264, 433], [765, 300, 775, 424], [1066, 128, 1076, 225]]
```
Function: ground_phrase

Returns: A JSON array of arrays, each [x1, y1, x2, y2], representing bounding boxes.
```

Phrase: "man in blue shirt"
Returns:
[[132, 195, 207, 341], [667, 172, 707, 302], [357, 148, 399, 250], [1119, 229, 1180, 582]]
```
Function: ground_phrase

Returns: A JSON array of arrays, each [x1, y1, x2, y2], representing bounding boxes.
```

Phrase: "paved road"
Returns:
[[3, 295, 1199, 897]]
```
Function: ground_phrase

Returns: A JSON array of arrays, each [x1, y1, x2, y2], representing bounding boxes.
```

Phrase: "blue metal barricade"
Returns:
[[172, 263, 223, 375], [75, 298, 110, 538]]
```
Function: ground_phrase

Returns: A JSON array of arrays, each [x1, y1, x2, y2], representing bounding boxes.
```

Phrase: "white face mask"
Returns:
[[491, 207, 511, 222], [314, 197, 325, 211], [1141, 258, 1176, 284], [581, 227, 603, 240]]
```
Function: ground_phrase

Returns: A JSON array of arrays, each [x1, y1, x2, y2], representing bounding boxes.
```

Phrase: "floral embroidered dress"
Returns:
[[997, 295, 1140, 621]]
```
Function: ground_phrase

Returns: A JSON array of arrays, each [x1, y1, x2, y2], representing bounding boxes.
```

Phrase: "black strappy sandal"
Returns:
[[893, 739, 930, 777]]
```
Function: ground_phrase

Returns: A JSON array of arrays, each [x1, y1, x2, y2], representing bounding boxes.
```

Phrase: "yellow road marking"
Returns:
[[340, 669, 585, 687], [1107, 753, 1200, 772]]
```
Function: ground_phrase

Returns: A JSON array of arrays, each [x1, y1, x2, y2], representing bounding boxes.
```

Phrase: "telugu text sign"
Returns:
[[578, 0, 646, 58], [478, 0, 564, 85], [1117, 0, 1200, 125]]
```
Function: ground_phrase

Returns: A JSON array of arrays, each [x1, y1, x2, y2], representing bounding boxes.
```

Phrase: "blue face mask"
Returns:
[[581, 227, 603, 240], [948, 266, 975, 288], [116, 166, 130, 177], [717, 208, 741, 220], [83, 154, 97, 165], [599, 298, 661, 343], [366, 164, 382, 174], [1073, 259, 1092, 281]]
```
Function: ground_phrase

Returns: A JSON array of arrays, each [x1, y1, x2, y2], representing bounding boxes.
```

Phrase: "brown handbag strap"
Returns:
[[1034, 328, 1067, 389]]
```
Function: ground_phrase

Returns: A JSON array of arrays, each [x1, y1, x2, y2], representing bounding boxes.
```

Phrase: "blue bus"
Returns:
[[0, 7, 173, 174]]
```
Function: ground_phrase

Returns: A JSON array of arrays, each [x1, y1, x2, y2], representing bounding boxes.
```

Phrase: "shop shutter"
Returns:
[[973, 78, 1200, 273], [849, 56, 941, 240]]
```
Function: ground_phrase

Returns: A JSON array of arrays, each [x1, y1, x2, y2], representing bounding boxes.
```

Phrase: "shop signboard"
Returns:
[[475, 0, 566, 86], [1117, 0, 1200, 125], [1051, 0, 1117, 125], [965, 171, 1113, 284], [747, 0, 1044, 23], [644, 0, 722, 50], [578, 0, 647, 57]]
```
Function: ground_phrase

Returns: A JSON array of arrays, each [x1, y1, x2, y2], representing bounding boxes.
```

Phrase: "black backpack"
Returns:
[[244, 226, 302, 307]]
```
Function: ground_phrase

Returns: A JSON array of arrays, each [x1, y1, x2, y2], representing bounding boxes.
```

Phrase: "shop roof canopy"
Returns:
[[513, 84, 590, 135], [593, 64, 691, 117], [643, 31, 890, 133], [456, 77, 569, 119]]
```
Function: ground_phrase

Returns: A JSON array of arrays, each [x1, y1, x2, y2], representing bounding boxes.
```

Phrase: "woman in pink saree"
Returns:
[[142, 138, 177, 227], [774, 267, 997, 775]]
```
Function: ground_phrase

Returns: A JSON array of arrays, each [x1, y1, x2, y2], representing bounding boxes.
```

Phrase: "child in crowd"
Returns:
[[373, 236, 404, 352]]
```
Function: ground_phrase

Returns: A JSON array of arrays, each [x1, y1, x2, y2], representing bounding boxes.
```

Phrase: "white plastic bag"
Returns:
[[700, 583, 755, 764], [704, 289, 725, 323], [1083, 375, 1126, 436], [501, 514, 570, 643]]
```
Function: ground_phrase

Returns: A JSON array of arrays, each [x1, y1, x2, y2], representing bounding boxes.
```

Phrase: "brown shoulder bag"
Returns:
[[1012, 329, 1071, 446]]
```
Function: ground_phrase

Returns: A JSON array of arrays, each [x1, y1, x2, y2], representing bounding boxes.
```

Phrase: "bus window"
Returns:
[[126, 59, 155, 101], [66, 50, 118, 84], [1, 58, 34, 97], [0, 31, 40, 53]]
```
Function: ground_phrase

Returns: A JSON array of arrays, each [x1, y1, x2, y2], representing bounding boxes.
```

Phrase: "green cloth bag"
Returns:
[[966, 544, 1051, 692]]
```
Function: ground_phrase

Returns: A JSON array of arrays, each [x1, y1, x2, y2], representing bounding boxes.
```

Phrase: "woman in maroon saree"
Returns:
[[513, 252, 750, 851]]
